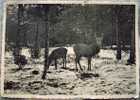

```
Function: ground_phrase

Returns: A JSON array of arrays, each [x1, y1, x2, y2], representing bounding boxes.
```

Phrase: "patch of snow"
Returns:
[[4, 47, 136, 95]]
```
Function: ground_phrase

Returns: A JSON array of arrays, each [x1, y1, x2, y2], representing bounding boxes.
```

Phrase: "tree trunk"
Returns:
[[31, 23, 40, 59], [13, 4, 24, 56], [42, 5, 50, 79], [35, 23, 40, 58], [127, 6, 135, 64], [128, 24, 135, 64], [23, 27, 27, 47], [42, 21, 49, 79], [111, 9, 115, 49], [115, 7, 121, 60]]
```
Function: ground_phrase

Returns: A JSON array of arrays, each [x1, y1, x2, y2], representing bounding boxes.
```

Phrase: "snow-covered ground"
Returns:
[[4, 47, 136, 95]]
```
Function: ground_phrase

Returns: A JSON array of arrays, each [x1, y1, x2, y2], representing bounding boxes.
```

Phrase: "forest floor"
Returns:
[[4, 47, 136, 96]]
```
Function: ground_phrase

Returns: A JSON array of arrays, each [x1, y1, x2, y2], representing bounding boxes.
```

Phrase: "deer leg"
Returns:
[[55, 59, 57, 70], [77, 58, 83, 71], [64, 57, 66, 68], [62, 57, 66, 68], [75, 57, 78, 71], [90, 58, 92, 70], [88, 58, 91, 71], [62, 58, 64, 68]]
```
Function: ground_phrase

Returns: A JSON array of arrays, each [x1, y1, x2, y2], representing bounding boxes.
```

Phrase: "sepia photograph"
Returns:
[[0, 2, 139, 99]]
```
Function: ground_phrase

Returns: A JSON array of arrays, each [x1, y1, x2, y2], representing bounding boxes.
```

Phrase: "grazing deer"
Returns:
[[73, 37, 102, 71], [47, 47, 67, 69], [13, 48, 28, 70], [14, 55, 28, 70]]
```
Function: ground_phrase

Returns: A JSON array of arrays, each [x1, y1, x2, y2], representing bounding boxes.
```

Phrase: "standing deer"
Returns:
[[73, 37, 101, 71], [47, 47, 67, 70]]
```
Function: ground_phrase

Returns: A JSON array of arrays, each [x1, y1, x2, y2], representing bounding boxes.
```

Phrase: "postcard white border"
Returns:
[[5, 0, 137, 5], [1, 0, 6, 96], [1, 0, 139, 99]]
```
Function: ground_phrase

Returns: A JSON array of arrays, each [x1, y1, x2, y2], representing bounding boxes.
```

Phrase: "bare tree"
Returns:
[[114, 6, 122, 60], [31, 23, 40, 59], [42, 4, 63, 79], [127, 7, 135, 64], [13, 4, 24, 57], [42, 5, 50, 79]]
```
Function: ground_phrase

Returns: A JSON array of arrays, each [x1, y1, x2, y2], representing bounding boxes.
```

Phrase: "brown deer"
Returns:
[[73, 37, 102, 71], [47, 47, 67, 70], [13, 48, 28, 70]]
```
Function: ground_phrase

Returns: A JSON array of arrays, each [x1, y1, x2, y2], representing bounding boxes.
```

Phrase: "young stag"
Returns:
[[73, 38, 101, 71], [47, 47, 67, 70]]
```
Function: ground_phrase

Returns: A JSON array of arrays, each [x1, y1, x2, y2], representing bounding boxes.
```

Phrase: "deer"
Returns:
[[42, 47, 67, 79], [73, 37, 102, 71], [47, 47, 67, 70], [13, 48, 28, 70]]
